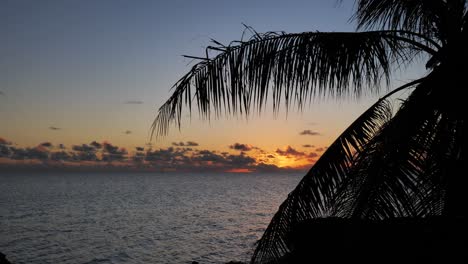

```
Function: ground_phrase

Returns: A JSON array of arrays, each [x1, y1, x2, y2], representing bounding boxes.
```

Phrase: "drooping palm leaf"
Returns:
[[355, 0, 456, 35], [152, 30, 426, 138], [250, 78, 424, 264], [334, 76, 443, 219]]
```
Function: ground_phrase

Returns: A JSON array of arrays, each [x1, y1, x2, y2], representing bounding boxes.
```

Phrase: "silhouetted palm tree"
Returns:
[[153, 1, 468, 263]]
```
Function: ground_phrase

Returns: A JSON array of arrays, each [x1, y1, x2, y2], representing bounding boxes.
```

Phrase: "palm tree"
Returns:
[[153, 0, 468, 263]]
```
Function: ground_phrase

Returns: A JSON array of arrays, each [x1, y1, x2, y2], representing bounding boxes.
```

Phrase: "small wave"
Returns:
[[84, 257, 110, 264]]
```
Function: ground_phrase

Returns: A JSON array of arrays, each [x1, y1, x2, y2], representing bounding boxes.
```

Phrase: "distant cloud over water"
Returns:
[[0, 137, 319, 173], [172, 141, 199, 147], [229, 143, 253, 151], [299, 130, 320, 136], [49, 126, 61, 130]]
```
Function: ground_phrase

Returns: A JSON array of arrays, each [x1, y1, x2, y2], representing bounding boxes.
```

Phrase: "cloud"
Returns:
[[299, 130, 320, 136], [172, 141, 199, 147], [0, 138, 12, 157], [124, 100, 143, 104], [186, 141, 199, 147], [1, 139, 314, 173], [133, 151, 145, 163], [40, 142, 53, 148], [0, 146, 12, 157], [72, 144, 98, 161], [226, 153, 255, 167], [276, 146, 306, 157], [10, 147, 49, 161], [49, 126, 61, 130], [316, 147, 325, 152], [124, 130, 132, 135], [50, 151, 73, 162], [229, 143, 253, 151], [308, 152, 319, 158], [145, 147, 190, 166], [0, 137, 12, 145], [102, 142, 127, 162], [90, 141, 102, 149], [193, 149, 225, 163], [72, 144, 95, 152], [302, 144, 315, 148]]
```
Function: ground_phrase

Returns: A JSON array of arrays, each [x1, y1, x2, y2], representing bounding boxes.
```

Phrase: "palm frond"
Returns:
[[152, 30, 420, 138], [355, 0, 442, 34], [250, 78, 423, 263], [355, 0, 467, 44], [334, 80, 444, 219]]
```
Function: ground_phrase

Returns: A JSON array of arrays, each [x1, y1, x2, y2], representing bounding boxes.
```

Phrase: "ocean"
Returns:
[[0, 172, 302, 264]]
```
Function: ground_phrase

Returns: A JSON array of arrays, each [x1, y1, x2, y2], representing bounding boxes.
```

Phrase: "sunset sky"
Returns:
[[0, 0, 426, 172]]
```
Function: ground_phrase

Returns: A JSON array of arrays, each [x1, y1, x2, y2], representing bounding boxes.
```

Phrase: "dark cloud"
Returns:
[[124, 100, 143, 104], [226, 153, 255, 167], [253, 162, 285, 172], [58, 144, 66, 149], [276, 146, 306, 157], [193, 150, 225, 162], [186, 141, 199, 147], [299, 130, 320, 136], [72, 144, 98, 161], [10, 147, 49, 161], [302, 144, 315, 148], [90, 141, 102, 149], [316, 147, 325, 152], [0, 144, 12, 157], [72, 144, 95, 152], [49, 126, 61, 130], [133, 151, 145, 163], [0, 137, 12, 145], [40, 142, 52, 148], [50, 151, 73, 162], [229, 143, 253, 151], [308, 152, 319, 158], [172, 141, 199, 147], [75, 151, 98, 161], [124, 130, 132, 135], [1, 140, 313, 173], [102, 142, 127, 162], [145, 147, 189, 166]]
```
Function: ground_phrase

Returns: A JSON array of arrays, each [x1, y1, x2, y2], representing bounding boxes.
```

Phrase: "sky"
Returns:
[[0, 0, 426, 172]]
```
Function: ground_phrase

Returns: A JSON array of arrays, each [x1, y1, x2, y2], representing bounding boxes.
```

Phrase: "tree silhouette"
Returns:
[[153, 1, 468, 262]]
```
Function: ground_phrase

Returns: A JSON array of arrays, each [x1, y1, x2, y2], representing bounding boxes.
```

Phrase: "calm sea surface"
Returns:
[[0, 172, 302, 264]]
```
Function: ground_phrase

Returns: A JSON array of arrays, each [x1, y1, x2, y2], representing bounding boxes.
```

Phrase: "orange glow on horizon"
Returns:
[[226, 168, 252, 173]]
